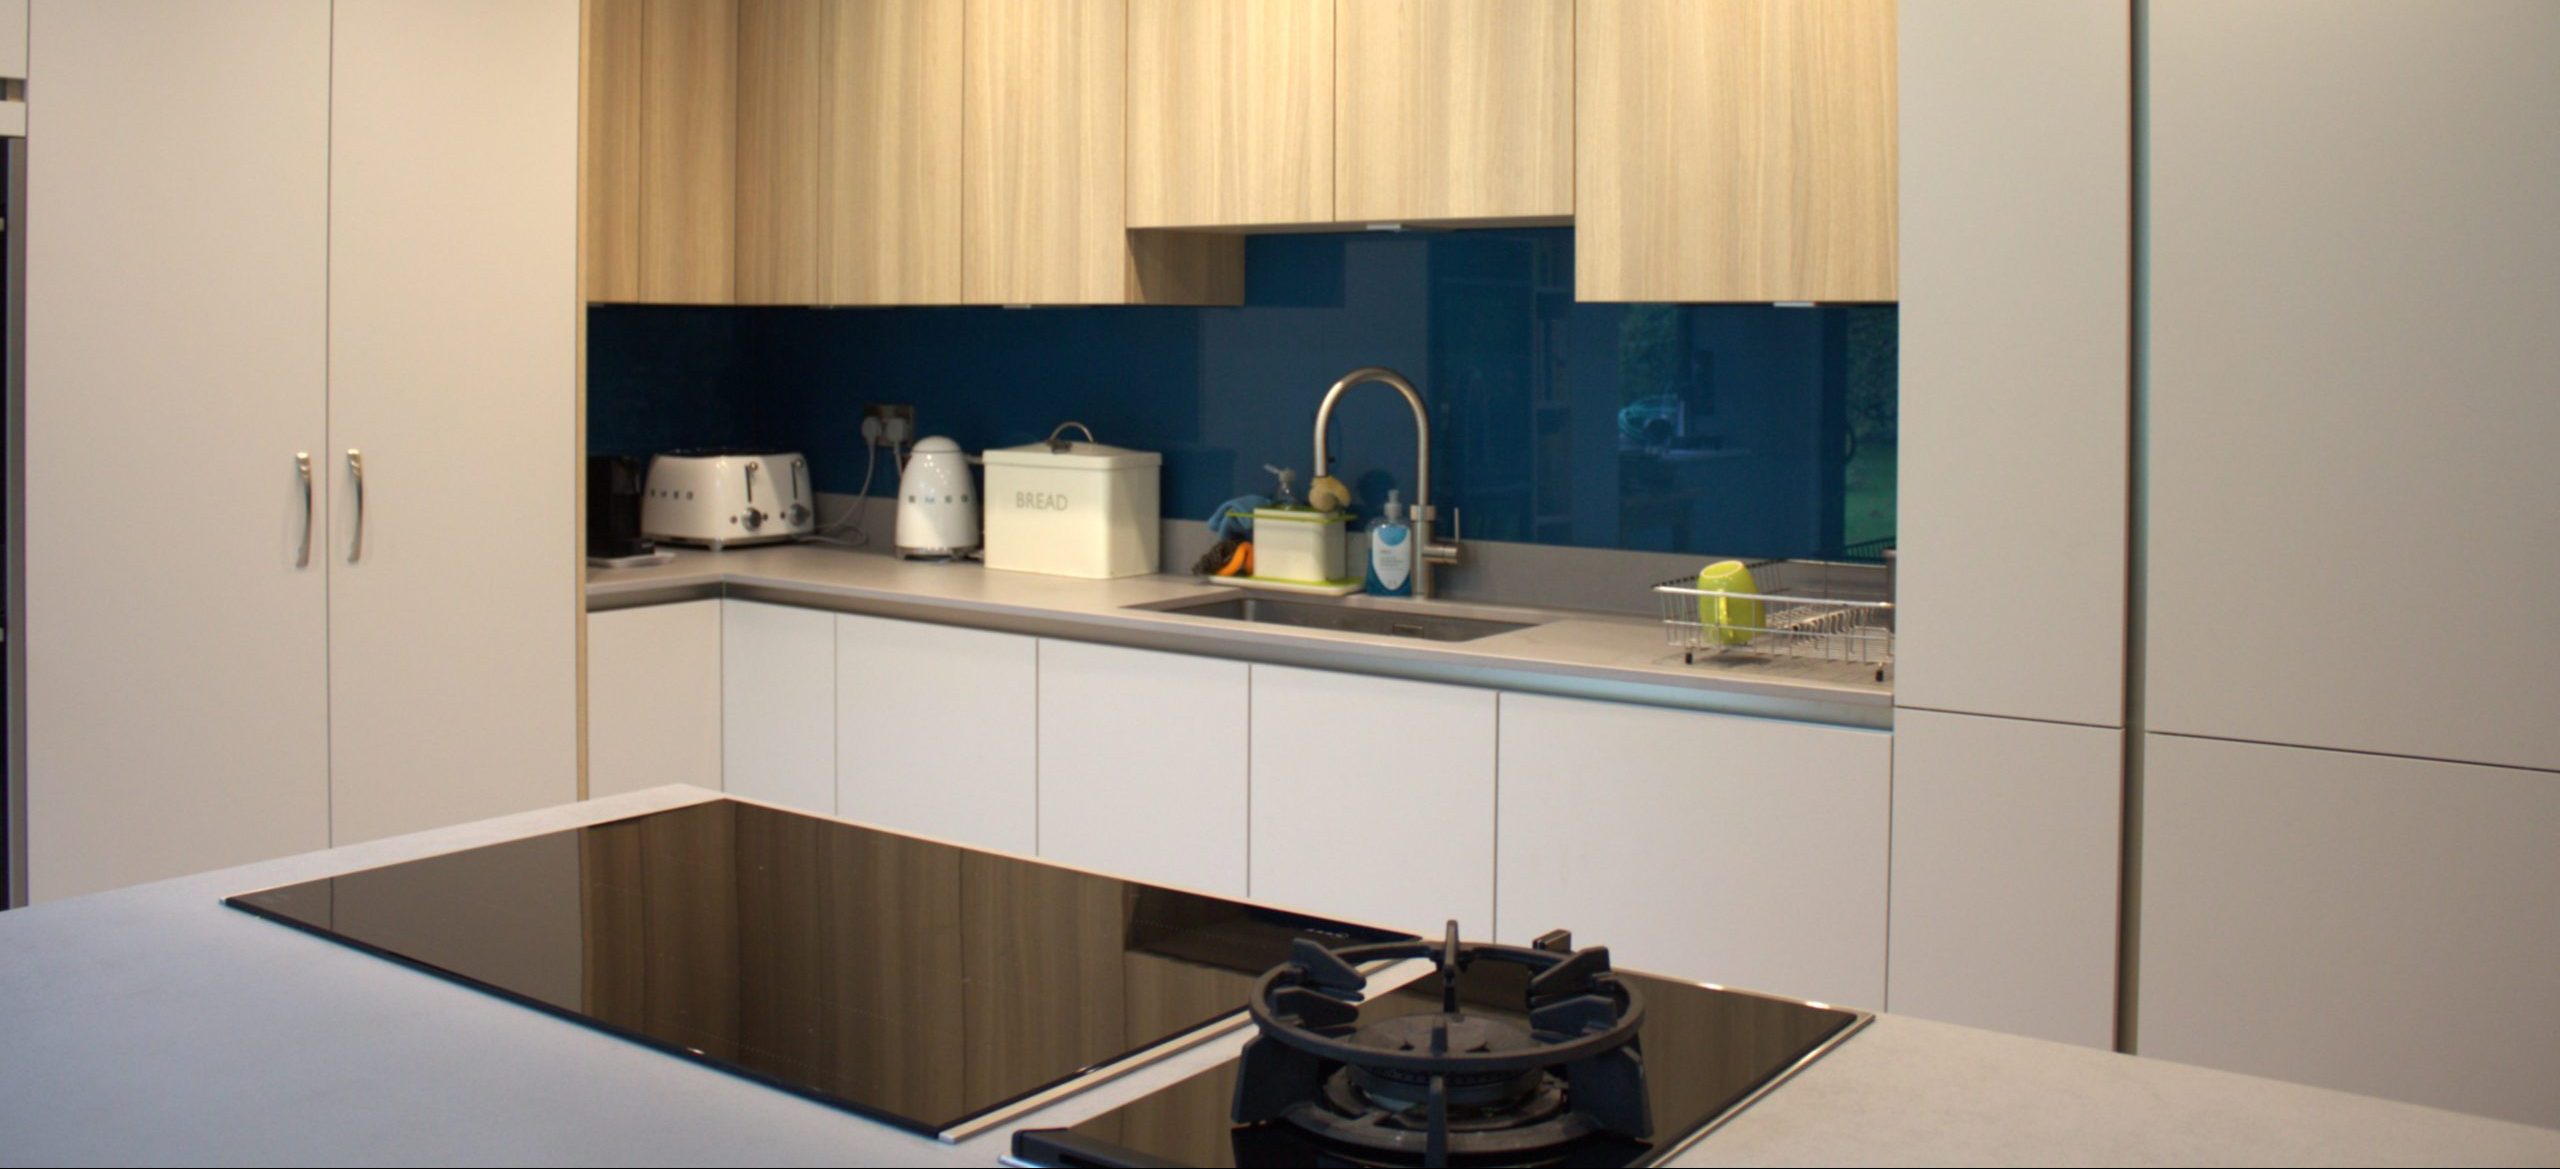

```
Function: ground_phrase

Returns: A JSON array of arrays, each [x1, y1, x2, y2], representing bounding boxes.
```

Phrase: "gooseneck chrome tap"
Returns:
[[1312, 366, 1462, 599]]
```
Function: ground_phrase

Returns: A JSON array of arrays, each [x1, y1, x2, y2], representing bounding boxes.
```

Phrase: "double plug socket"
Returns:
[[861, 403, 915, 446]]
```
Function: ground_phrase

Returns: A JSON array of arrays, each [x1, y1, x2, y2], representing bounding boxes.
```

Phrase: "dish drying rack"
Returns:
[[1654, 560, 1894, 667]]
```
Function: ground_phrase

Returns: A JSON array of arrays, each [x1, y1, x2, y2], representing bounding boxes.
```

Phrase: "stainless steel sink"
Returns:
[[1139, 594, 1542, 642]]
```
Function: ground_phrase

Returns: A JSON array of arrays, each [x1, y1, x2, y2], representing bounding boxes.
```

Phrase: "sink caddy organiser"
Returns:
[[1654, 558, 1895, 667]]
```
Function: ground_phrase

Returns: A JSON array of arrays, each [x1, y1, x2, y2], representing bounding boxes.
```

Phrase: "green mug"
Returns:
[[1696, 560, 1764, 647]]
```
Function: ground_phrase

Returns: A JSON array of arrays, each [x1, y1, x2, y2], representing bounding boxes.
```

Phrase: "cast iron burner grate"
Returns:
[[1232, 922, 1652, 1167]]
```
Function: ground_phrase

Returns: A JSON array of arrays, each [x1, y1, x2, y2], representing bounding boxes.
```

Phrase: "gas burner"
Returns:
[[1232, 922, 1653, 1167]]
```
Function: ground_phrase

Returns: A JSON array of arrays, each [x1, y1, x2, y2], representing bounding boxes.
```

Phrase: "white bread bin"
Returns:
[[980, 426, 1161, 579]]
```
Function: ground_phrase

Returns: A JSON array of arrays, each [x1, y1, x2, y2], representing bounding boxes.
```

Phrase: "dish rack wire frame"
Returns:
[[1653, 559, 1895, 667]]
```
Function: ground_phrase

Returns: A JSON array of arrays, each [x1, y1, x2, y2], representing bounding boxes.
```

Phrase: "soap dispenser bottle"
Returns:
[[1366, 491, 1415, 597]]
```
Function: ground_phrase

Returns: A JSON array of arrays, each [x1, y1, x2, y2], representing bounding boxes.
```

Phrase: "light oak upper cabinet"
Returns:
[[736, 0, 964, 304], [583, 0, 737, 303], [1126, 0, 1333, 229], [963, 0, 1239, 305], [733, 0, 825, 304], [1576, 0, 1897, 302], [1334, 0, 1573, 224]]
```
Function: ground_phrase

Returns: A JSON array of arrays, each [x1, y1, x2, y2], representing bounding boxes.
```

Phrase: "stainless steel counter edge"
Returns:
[[588, 551, 1894, 730]]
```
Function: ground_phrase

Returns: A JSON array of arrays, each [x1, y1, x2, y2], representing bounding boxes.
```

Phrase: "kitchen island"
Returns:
[[3, 787, 2552, 1167]]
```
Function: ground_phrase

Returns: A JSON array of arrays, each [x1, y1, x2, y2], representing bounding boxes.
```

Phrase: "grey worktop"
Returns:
[[587, 544, 1893, 728], [4, 787, 2555, 1167]]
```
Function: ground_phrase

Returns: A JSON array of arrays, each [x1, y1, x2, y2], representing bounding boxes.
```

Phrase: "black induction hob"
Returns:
[[1010, 931, 1869, 1168], [223, 799, 1412, 1140]]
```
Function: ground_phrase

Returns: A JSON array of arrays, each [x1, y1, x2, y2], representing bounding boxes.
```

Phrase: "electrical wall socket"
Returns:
[[863, 403, 915, 445]]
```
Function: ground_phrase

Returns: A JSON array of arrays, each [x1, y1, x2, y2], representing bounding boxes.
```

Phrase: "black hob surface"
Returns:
[[223, 799, 1410, 1138], [1013, 955, 1867, 1167]]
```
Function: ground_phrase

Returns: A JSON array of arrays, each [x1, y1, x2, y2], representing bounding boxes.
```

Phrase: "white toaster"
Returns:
[[641, 450, 815, 550]]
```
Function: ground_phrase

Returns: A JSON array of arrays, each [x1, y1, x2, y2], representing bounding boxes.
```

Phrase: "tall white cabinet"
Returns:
[[2137, 0, 2560, 1125], [26, 0, 336, 901], [23, 1, 578, 900], [1886, 0, 2129, 1045], [323, 0, 578, 844]]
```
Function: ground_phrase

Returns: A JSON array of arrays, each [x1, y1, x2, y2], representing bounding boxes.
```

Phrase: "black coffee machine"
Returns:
[[587, 454, 653, 561]]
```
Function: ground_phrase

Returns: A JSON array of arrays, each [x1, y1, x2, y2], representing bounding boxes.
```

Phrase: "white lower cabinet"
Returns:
[[836, 613, 1038, 855], [2137, 734, 2560, 1129], [1496, 693, 1891, 1009], [1036, 641, 1249, 897], [586, 601, 724, 800], [1887, 709, 2120, 1048], [1250, 666, 1497, 935], [722, 600, 835, 814]]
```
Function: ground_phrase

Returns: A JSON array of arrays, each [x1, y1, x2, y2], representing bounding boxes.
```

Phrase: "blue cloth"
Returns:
[[1207, 494, 1271, 539]]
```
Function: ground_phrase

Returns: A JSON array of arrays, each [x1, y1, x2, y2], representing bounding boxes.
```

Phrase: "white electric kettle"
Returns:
[[895, 436, 981, 559]]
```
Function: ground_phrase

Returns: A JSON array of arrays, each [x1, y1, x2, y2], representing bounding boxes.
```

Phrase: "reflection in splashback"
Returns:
[[588, 229, 1895, 561]]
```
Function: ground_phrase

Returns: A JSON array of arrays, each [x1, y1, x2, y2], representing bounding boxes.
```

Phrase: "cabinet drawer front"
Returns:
[[723, 600, 836, 815], [1249, 666, 1495, 935], [1496, 692, 1889, 1008], [1037, 640, 1249, 896], [589, 600, 725, 800], [836, 613, 1038, 854]]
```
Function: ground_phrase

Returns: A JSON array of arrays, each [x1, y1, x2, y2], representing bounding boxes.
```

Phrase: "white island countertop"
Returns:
[[588, 544, 1893, 727], [5, 787, 2554, 1167]]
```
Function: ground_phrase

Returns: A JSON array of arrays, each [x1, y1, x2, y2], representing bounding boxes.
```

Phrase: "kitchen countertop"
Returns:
[[587, 544, 1894, 728], [4, 786, 2554, 1167]]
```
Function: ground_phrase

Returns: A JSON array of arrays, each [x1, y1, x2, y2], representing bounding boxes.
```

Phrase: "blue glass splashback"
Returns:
[[589, 229, 1895, 560]]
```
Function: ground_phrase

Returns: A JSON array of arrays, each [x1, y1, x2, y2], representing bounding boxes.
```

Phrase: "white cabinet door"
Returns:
[[2138, 734, 2560, 1130], [1888, 709, 2119, 1048], [1037, 639, 1247, 897], [24, 0, 333, 900], [722, 600, 834, 814], [1894, 1, 2130, 727], [1496, 693, 1890, 1008], [2147, 2, 2560, 771], [586, 601, 723, 800], [324, 0, 579, 843], [1250, 666, 1494, 935], [836, 613, 1036, 854]]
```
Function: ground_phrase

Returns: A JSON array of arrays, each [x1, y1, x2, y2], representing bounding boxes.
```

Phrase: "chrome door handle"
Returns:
[[295, 452, 314, 568], [346, 449, 366, 563]]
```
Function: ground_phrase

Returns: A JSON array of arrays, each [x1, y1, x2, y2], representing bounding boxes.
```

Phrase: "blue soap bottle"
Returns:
[[1365, 491, 1415, 597]]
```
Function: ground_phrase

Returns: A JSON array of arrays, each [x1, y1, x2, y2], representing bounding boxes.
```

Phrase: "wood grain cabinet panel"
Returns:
[[1576, 0, 1897, 302], [639, 0, 737, 303], [963, 0, 1126, 303], [818, 0, 965, 303], [1334, 0, 1573, 223], [581, 0, 644, 300], [1127, 0, 1333, 229], [734, 0, 825, 304], [963, 0, 1239, 304], [582, 0, 738, 304], [736, 0, 964, 305]]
